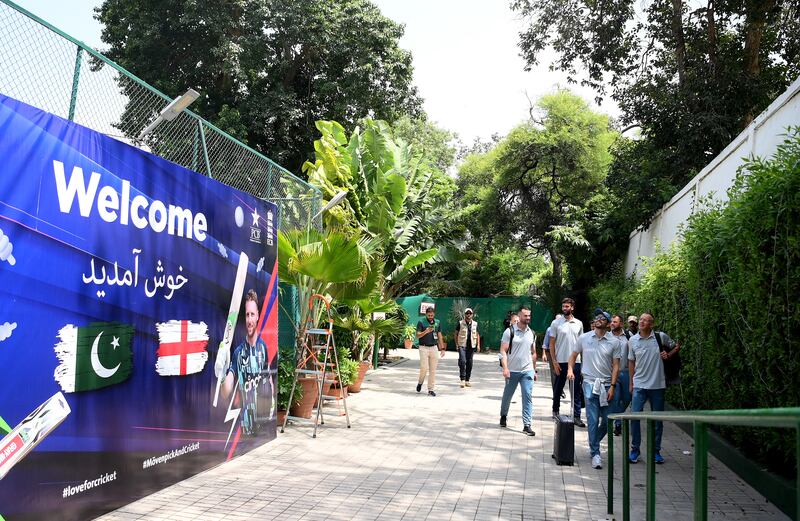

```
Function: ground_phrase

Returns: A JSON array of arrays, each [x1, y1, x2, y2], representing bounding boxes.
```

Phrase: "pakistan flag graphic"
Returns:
[[53, 322, 134, 392]]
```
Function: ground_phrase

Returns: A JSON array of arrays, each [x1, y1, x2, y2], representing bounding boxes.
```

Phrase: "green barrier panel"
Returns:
[[397, 294, 552, 349]]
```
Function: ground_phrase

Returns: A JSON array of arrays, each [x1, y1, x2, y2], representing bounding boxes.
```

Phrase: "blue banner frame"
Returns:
[[0, 94, 278, 519]]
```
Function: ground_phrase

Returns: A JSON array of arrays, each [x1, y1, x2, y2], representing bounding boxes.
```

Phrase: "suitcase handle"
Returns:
[[570, 378, 575, 418], [569, 380, 575, 415]]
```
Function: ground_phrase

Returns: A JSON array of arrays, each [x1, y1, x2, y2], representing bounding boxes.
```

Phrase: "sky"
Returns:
[[10, 0, 619, 144]]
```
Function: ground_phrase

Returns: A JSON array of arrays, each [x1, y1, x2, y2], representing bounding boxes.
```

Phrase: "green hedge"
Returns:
[[591, 128, 800, 478]]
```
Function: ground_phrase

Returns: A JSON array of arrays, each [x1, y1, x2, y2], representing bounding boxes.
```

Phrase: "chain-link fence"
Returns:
[[0, 0, 321, 231], [0, 0, 322, 348]]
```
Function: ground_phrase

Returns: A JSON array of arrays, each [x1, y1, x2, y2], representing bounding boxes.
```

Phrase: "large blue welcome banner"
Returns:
[[0, 94, 278, 520]]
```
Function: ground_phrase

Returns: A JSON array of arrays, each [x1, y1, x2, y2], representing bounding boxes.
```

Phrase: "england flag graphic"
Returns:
[[155, 320, 209, 376]]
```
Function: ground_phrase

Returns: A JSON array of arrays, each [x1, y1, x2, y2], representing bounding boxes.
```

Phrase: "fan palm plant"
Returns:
[[333, 296, 402, 363], [277, 227, 379, 357]]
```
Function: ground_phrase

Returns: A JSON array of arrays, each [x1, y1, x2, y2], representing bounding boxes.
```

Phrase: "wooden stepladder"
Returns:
[[281, 294, 351, 437]]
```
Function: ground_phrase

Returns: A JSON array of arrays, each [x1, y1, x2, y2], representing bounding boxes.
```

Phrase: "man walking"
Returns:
[[416, 307, 445, 396], [626, 315, 639, 337], [542, 314, 564, 397], [498, 312, 518, 369], [499, 306, 537, 436], [454, 307, 480, 387], [549, 298, 585, 427], [568, 310, 620, 469], [628, 313, 680, 464], [610, 314, 631, 436]]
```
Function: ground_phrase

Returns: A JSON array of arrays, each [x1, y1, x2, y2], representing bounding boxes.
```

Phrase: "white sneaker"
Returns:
[[592, 455, 602, 469]]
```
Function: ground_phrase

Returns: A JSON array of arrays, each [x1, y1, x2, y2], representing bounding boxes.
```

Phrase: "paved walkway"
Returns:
[[97, 350, 789, 520]]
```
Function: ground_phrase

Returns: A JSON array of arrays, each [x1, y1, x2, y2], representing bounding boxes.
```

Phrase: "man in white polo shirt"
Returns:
[[549, 298, 585, 427], [499, 306, 537, 436], [610, 314, 632, 436], [568, 310, 620, 469], [627, 312, 680, 464]]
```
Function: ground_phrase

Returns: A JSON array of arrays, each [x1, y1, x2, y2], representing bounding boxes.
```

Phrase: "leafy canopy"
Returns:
[[303, 119, 458, 298], [96, 0, 422, 172], [456, 90, 616, 303], [512, 0, 800, 231]]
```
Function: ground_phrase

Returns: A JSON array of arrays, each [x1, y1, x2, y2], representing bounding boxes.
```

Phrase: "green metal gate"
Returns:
[[396, 294, 552, 349]]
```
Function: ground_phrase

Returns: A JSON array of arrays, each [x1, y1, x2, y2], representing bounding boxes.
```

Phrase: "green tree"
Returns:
[[392, 115, 458, 210], [303, 119, 456, 298], [277, 227, 378, 354], [96, 0, 421, 172], [456, 91, 616, 306], [512, 0, 800, 230]]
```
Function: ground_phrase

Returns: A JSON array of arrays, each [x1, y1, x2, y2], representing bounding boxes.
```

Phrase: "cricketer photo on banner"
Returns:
[[0, 94, 279, 520]]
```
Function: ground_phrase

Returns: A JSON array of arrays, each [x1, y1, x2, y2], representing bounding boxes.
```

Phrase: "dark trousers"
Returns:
[[458, 346, 474, 381], [552, 362, 583, 418]]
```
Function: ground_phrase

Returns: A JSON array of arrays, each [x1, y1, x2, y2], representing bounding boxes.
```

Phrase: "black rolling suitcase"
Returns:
[[552, 380, 575, 465]]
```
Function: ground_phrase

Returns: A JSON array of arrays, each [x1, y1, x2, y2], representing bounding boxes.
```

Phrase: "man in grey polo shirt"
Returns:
[[568, 310, 620, 469], [610, 314, 632, 436], [499, 306, 537, 436], [627, 313, 679, 464], [549, 298, 585, 426]]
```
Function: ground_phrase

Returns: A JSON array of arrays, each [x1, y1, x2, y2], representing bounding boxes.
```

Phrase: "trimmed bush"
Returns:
[[591, 128, 800, 477]]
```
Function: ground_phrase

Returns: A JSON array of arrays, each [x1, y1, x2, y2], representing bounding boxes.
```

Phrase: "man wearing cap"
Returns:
[[454, 308, 480, 388], [626, 315, 639, 337], [610, 314, 632, 436], [568, 310, 620, 469]]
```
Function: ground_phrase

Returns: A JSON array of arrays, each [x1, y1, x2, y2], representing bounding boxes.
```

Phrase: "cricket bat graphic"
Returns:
[[0, 392, 71, 480], [213, 252, 249, 407]]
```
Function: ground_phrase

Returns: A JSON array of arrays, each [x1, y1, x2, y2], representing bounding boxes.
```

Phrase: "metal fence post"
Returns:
[[198, 121, 212, 179], [646, 419, 656, 521], [192, 122, 199, 173], [694, 421, 708, 521], [67, 46, 82, 120], [608, 417, 614, 515], [623, 419, 630, 521]]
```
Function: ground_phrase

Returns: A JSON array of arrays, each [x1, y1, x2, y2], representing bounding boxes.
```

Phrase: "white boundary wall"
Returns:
[[625, 75, 800, 277]]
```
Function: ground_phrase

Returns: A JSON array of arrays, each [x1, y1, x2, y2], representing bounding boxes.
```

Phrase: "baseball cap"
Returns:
[[594, 309, 611, 322], [627, 315, 638, 323], [465, 308, 473, 314]]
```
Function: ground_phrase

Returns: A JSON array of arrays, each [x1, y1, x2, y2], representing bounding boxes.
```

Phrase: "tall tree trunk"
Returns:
[[548, 246, 563, 313], [742, 0, 776, 125], [706, 0, 719, 78], [670, 0, 687, 88]]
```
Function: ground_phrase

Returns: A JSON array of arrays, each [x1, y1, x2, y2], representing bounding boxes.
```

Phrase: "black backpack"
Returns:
[[653, 331, 681, 385], [499, 326, 514, 367]]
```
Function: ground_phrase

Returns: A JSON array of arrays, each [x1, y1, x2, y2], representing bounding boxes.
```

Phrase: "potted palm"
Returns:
[[403, 325, 416, 349], [331, 353, 359, 399], [277, 227, 379, 417], [277, 348, 301, 424], [277, 228, 378, 359], [333, 297, 401, 392]]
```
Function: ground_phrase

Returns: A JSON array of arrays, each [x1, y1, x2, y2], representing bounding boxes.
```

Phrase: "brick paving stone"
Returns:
[[95, 350, 789, 521]]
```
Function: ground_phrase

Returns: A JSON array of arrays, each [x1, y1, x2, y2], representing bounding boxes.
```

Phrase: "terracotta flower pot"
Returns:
[[327, 385, 348, 399], [321, 377, 334, 401], [348, 361, 371, 393], [277, 409, 287, 425], [404, 338, 412, 349], [289, 376, 320, 419]]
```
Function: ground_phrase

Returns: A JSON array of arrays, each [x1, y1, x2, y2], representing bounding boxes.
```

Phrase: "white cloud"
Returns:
[[0, 322, 17, 341]]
